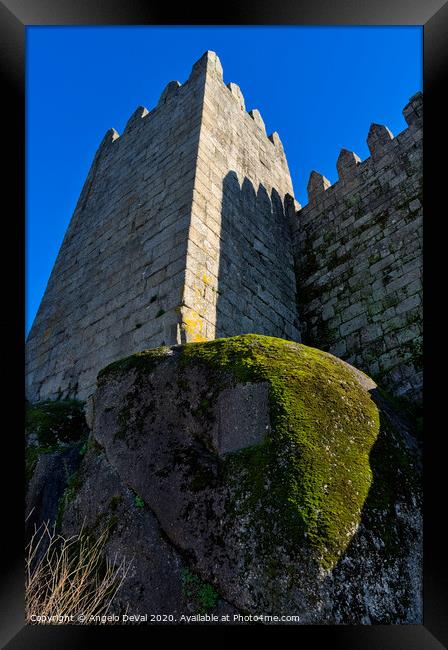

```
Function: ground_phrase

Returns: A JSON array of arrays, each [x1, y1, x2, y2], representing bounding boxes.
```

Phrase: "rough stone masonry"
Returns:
[[25, 51, 422, 404], [290, 92, 422, 402]]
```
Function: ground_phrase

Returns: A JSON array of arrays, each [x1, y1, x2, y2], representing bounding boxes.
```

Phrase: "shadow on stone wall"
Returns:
[[216, 171, 298, 340]]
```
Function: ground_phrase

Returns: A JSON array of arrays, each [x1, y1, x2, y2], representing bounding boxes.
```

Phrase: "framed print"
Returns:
[[1, 1, 446, 648]]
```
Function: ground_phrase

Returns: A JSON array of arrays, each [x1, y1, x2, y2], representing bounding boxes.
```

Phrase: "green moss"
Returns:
[[369, 253, 381, 265], [345, 195, 361, 209], [56, 469, 83, 530], [181, 567, 219, 613], [400, 338, 423, 371], [192, 398, 212, 419], [97, 347, 176, 443], [376, 210, 390, 228], [134, 494, 145, 509], [95, 333, 415, 572], [89, 509, 120, 538], [327, 250, 351, 271], [25, 399, 88, 487], [178, 334, 381, 570], [175, 446, 218, 493], [384, 295, 401, 310], [79, 435, 104, 457], [26, 399, 88, 448], [25, 444, 55, 483], [177, 378, 189, 392], [109, 495, 123, 511], [107, 515, 119, 535], [97, 347, 171, 386], [86, 436, 105, 454]]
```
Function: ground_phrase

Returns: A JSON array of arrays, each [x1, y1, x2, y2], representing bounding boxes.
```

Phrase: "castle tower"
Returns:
[[26, 51, 300, 402]]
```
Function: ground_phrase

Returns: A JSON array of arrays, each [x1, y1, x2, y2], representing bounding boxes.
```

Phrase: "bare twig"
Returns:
[[26, 520, 131, 624]]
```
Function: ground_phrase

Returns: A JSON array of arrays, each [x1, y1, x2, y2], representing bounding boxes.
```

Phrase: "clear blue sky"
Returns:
[[26, 26, 422, 335]]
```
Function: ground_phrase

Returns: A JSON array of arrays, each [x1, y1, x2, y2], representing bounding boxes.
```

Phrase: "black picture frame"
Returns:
[[1, 1, 446, 648]]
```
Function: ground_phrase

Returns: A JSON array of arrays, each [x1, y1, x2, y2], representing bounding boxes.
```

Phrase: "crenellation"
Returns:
[[307, 170, 331, 202], [248, 109, 266, 134], [267, 131, 282, 150], [124, 106, 149, 133], [226, 82, 245, 110], [158, 80, 181, 105], [366, 123, 394, 156], [402, 91, 423, 128], [336, 148, 361, 180], [189, 49, 223, 85]]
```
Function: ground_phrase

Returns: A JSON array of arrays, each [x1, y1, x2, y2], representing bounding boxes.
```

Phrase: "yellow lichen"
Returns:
[[181, 308, 208, 342]]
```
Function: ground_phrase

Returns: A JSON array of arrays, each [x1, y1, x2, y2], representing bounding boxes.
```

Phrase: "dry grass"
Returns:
[[26, 520, 130, 624]]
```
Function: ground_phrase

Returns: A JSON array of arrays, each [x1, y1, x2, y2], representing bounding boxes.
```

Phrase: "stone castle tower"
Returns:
[[26, 51, 422, 404]]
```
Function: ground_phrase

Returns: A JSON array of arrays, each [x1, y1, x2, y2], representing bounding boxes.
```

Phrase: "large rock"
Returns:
[[62, 334, 422, 623], [26, 444, 82, 538], [25, 398, 89, 540]]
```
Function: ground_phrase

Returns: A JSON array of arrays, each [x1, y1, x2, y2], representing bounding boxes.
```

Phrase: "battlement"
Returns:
[[96, 51, 285, 166], [301, 92, 423, 208]]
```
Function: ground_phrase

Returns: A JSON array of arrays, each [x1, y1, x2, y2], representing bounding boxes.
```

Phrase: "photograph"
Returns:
[[24, 24, 423, 627], [0, 2, 444, 646]]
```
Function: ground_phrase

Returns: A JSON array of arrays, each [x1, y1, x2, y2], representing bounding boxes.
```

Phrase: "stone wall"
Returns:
[[26, 51, 300, 403], [26, 59, 205, 402], [181, 52, 299, 343], [290, 92, 423, 401]]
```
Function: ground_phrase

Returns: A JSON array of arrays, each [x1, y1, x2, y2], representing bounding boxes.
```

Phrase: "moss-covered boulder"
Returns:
[[61, 334, 421, 623]]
